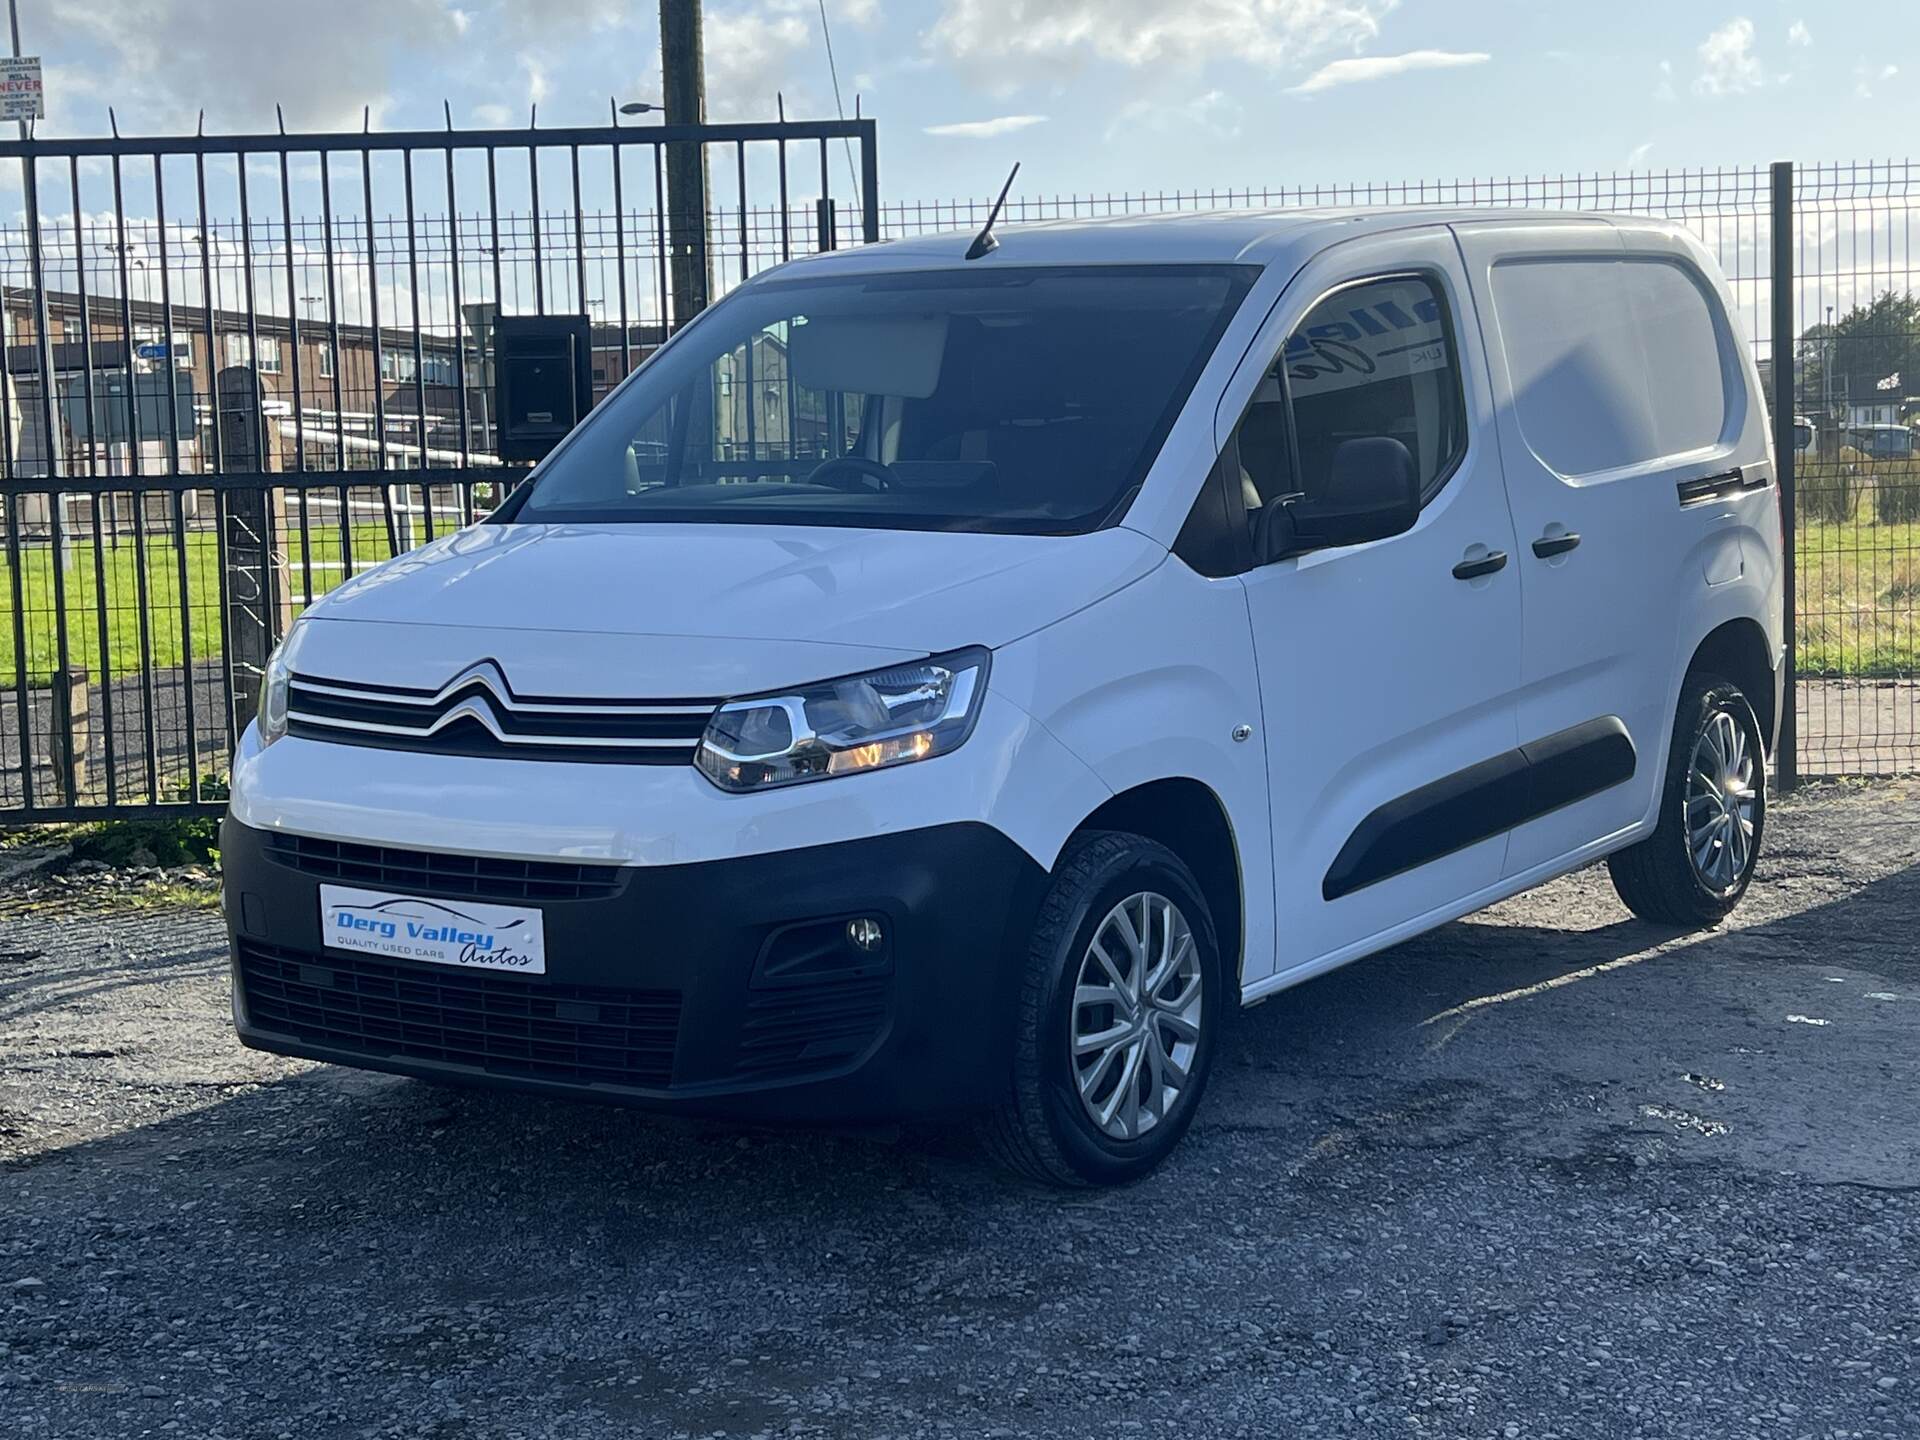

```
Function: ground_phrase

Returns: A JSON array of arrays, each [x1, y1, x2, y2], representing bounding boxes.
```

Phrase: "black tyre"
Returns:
[[1608, 672, 1766, 926], [980, 830, 1224, 1187]]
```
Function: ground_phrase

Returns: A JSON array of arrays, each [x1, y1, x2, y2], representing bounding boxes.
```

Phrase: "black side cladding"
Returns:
[[1323, 717, 1636, 900]]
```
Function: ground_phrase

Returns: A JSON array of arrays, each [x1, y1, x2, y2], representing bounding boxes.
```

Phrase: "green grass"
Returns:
[[1795, 515, 1920, 677], [67, 812, 222, 867], [0, 522, 404, 683]]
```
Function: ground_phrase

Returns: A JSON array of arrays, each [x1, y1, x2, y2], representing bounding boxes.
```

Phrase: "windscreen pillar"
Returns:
[[218, 364, 292, 733]]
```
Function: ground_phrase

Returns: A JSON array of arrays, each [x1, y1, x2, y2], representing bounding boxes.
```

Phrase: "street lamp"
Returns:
[[1824, 305, 1835, 423], [617, 100, 661, 118]]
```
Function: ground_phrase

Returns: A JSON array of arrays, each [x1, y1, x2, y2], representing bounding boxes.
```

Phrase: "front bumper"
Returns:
[[223, 817, 1047, 1123]]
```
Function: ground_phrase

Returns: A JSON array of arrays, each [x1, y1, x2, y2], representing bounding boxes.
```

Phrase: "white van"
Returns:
[[225, 209, 1782, 1185]]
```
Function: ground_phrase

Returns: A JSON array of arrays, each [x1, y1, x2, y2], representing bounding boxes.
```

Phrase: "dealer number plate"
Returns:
[[318, 884, 546, 975]]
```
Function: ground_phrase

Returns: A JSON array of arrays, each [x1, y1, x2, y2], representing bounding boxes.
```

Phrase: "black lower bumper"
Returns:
[[223, 817, 1048, 1123]]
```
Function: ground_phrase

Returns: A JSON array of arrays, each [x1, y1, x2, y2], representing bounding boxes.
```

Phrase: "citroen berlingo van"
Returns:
[[224, 208, 1783, 1185]]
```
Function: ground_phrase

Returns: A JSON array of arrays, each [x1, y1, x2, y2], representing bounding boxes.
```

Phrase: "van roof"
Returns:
[[773, 206, 1679, 277]]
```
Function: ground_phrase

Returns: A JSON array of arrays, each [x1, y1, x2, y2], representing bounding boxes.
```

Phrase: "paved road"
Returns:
[[1797, 678, 1920, 777], [1, 781, 1918, 1438]]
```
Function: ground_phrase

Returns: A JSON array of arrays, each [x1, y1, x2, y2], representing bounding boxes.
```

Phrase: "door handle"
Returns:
[[1451, 549, 1508, 581], [1531, 531, 1582, 559]]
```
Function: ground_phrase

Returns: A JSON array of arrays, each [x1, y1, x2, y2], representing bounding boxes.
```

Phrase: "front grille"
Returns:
[[286, 665, 715, 765], [237, 941, 681, 1089], [734, 977, 892, 1079], [264, 832, 623, 903]]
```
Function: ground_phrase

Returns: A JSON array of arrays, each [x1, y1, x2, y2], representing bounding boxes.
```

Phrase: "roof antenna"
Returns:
[[966, 162, 1019, 261]]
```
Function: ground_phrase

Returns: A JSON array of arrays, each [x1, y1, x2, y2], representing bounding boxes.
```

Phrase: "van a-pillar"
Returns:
[[661, 0, 712, 326]]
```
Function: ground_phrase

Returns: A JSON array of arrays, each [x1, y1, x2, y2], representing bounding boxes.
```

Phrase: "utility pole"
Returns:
[[660, 0, 711, 328]]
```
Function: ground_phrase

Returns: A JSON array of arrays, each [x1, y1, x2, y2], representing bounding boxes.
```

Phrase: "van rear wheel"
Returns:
[[980, 831, 1222, 1187], [1608, 672, 1766, 926]]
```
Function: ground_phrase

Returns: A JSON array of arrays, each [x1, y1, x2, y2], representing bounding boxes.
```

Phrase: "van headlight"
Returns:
[[257, 622, 302, 748], [695, 647, 989, 792]]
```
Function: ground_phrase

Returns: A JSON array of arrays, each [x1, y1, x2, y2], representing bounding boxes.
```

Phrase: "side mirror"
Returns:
[[1257, 437, 1421, 562]]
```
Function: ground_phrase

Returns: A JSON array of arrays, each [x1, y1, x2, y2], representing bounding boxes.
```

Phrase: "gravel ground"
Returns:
[[2, 780, 1918, 1439]]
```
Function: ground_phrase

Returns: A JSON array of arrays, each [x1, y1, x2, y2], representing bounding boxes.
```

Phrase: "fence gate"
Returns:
[[0, 113, 879, 821]]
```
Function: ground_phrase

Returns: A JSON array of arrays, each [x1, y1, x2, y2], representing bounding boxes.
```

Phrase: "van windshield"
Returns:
[[496, 264, 1254, 535]]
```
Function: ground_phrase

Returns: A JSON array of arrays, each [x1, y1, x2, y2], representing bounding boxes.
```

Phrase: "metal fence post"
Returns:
[[219, 366, 291, 736], [1769, 160, 1798, 790], [52, 664, 89, 801], [860, 122, 880, 244]]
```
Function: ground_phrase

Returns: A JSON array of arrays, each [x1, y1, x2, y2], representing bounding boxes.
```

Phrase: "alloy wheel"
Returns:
[[1069, 892, 1204, 1141], [1685, 706, 1758, 893]]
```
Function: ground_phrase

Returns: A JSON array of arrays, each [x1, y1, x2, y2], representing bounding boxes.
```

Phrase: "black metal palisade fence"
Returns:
[[1, 144, 1916, 821], [0, 112, 878, 821]]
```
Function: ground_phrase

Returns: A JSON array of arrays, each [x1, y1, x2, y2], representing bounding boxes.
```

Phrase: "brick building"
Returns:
[[0, 288, 661, 475]]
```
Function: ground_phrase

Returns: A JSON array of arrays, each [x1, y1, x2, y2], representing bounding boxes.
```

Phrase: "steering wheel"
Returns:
[[804, 455, 895, 493]]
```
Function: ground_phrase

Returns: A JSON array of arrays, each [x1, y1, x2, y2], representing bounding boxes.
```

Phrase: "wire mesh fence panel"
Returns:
[[0, 118, 879, 820], [1789, 161, 1920, 775]]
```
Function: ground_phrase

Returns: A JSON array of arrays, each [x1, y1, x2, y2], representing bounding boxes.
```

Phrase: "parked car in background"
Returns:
[[224, 207, 1782, 1185], [1846, 423, 1916, 460], [1793, 414, 1817, 457]]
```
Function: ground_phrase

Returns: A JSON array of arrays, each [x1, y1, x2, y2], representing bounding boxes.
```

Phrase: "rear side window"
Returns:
[[1490, 256, 1738, 477], [1238, 273, 1466, 508]]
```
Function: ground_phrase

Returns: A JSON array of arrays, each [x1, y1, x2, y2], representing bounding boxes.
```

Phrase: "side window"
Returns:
[[1489, 256, 1737, 477], [1237, 273, 1466, 510]]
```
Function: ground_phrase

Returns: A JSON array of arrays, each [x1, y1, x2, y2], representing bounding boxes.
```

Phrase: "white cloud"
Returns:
[[1288, 49, 1489, 95], [41, 0, 465, 133], [1694, 17, 1765, 96], [1854, 60, 1899, 99], [931, 0, 1398, 76], [1626, 140, 1655, 167], [519, 53, 551, 107], [480, 0, 626, 37], [1106, 88, 1242, 142], [470, 102, 513, 128], [923, 114, 1050, 138], [470, 0, 642, 126], [1654, 58, 1676, 102], [770, 0, 880, 25], [705, 10, 813, 119], [1788, 20, 1811, 47]]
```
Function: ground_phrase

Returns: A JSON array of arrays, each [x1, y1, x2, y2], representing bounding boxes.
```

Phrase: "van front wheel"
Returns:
[[981, 831, 1222, 1187], [1608, 672, 1766, 926]]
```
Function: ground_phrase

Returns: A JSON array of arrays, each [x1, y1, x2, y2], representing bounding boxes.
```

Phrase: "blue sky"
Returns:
[[27, 0, 1918, 201]]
